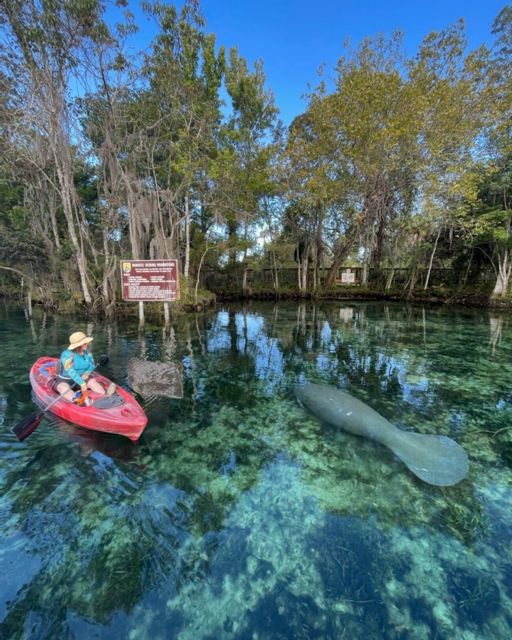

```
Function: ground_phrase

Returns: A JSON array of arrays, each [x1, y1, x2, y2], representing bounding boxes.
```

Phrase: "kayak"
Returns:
[[30, 357, 148, 442]]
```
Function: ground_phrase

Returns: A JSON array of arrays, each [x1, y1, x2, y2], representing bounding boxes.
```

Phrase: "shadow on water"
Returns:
[[1, 301, 512, 638], [36, 410, 140, 464]]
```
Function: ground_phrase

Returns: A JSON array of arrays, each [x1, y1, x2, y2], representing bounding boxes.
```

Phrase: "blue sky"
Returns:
[[117, 0, 508, 124]]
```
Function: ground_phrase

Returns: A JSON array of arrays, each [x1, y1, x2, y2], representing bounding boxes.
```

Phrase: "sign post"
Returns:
[[120, 260, 179, 330], [139, 301, 144, 330]]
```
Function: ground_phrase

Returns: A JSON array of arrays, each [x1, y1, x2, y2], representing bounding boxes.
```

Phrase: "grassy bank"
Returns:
[[0, 284, 217, 318]]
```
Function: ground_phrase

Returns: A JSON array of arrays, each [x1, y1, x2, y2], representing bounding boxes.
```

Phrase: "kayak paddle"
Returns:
[[12, 391, 86, 441]]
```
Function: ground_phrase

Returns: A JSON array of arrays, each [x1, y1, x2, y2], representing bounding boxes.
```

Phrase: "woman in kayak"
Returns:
[[55, 331, 114, 403]]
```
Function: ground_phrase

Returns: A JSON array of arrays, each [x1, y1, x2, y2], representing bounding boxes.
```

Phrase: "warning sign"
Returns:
[[341, 269, 356, 284], [120, 260, 179, 302]]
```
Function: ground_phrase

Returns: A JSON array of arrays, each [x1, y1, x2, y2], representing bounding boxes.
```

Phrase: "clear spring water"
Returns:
[[0, 300, 511, 639]]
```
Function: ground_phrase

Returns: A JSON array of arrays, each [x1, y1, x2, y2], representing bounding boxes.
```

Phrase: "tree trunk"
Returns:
[[300, 243, 310, 292], [492, 249, 512, 297], [296, 242, 302, 290], [227, 219, 238, 264], [242, 225, 250, 294], [407, 267, 418, 298], [195, 244, 214, 307], [270, 251, 279, 292], [361, 225, 372, 286], [122, 172, 141, 259], [55, 163, 92, 305], [48, 188, 61, 250], [184, 194, 190, 279], [242, 264, 250, 294], [101, 228, 117, 317], [361, 261, 368, 286], [310, 243, 316, 291], [324, 234, 356, 287], [385, 268, 395, 291], [424, 227, 442, 290], [461, 249, 474, 287]]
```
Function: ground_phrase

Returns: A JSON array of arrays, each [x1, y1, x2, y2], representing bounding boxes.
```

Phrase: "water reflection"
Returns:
[[1, 302, 512, 639], [339, 306, 354, 323], [489, 313, 503, 354]]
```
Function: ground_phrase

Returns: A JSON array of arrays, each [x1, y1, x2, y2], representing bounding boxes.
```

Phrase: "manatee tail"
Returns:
[[386, 431, 469, 486]]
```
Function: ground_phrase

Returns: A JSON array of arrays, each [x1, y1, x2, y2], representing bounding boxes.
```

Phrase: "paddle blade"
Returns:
[[12, 412, 44, 441]]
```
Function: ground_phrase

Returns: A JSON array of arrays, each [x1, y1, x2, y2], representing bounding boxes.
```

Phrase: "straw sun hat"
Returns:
[[68, 331, 94, 350]]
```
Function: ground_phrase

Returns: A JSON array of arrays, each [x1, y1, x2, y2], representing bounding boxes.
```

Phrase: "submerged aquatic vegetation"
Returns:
[[1, 301, 512, 638]]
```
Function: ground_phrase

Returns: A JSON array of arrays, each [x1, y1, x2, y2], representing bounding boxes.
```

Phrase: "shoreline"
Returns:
[[2, 285, 510, 319]]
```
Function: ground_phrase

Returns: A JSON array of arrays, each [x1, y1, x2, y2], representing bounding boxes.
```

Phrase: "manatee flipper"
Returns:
[[386, 431, 469, 486]]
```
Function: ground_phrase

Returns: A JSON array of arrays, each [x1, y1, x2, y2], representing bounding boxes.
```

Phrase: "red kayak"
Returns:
[[30, 357, 148, 442]]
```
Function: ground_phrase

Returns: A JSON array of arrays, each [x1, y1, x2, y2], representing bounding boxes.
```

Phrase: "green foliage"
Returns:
[[1, 1, 511, 308], [0, 178, 47, 268], [470, 160, 512, 248]]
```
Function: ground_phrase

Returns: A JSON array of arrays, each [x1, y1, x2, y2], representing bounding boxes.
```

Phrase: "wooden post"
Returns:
[[163, 302, 170, 333], [138, 301, 145, 331]]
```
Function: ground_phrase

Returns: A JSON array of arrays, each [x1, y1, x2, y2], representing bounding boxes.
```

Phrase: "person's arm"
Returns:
[[61, 352, 85, 387]]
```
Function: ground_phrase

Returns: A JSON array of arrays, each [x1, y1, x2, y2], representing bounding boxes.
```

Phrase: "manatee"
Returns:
[[295, 383, 469, 486]]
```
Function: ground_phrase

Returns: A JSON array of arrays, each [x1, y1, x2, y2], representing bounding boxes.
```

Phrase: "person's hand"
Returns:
[[80, 382, 87, 393]]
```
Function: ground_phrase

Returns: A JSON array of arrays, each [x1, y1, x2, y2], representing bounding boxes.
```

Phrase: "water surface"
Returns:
[[1, 300, 511, 639]]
